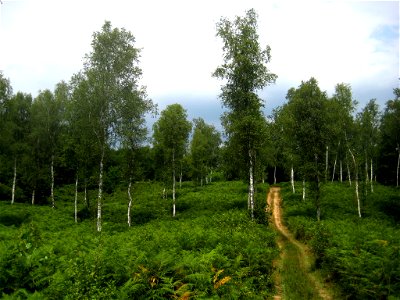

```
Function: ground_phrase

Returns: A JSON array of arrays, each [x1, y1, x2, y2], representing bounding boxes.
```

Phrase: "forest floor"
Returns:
[[267, 187, 333, 300]]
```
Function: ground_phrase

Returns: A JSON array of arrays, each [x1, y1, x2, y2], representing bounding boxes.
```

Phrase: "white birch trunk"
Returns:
[[291, 166, 295, 194], [74, 175, 78, 223], [340, 160, 343, 183], [51, 155, 55, 208], [84, 182, 87, 207], [11, 158, 16, 204], [346, 156, 352, 186], [325, 145, 329, 181], [127, 179, 133, 227], [370, 159, 373, 193], [332, 157, 337, 182], [302, 179, 306, 201], [349, 148, 361, 218], [32, 190, 35, 205], [172, 149, 176, 217], [163, 187, 166, 199], [273, 166, 277, 185], [210, 170, 213, 183], [249, 150, 254, 219], [97, 148, 104, 232]]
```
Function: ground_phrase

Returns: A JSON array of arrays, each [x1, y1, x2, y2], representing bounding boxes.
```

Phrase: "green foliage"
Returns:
[[281, 182, 400, 299], [0, 181, 278, 299]]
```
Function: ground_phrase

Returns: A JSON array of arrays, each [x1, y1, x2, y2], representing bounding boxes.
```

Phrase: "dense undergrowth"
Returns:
[[281, 181, 400, 299], [0, 181, 277, 299]]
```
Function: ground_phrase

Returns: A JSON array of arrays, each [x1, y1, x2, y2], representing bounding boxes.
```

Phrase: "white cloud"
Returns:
[[0, 0, 398, 111]]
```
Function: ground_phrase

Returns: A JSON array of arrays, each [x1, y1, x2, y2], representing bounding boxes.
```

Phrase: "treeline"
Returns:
[[1, 14, 399, 223]]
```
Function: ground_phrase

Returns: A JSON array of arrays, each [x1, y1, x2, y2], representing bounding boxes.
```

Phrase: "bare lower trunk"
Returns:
[[349, 148, 361, 218], [84, 181, 88, 207], [332, 157, 337, 182], [325, 145, 329, 181], [249, 150, 254, 219], [11, 158, 17, 204], [97, 148, 105, 232], [127, 178, 133, 227], [32, 189, 35, 205], [370, 159, 373, 193], [210, 170, 213, 183], [302, 179, 306, 201], [340, 160, 343, 183], [273, 166, 277, 185], [51, 155, 55, 208], [172, 149, 176, 217], [163, 187, 166, 199], [346, 155, 352, 186], [315, 154, 321, 221], [74, 175, 78, 223], [291, 166, 295, 194]]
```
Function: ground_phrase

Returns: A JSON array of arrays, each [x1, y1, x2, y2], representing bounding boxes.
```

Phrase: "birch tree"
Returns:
[[153, 104, 191, 217], [31, 89, 64, 208], [74, 21, 152, 231], [285, 78, 331, 221], [190, 118, 221, 186], [1, 92, 32, 204], [213, 9, 277, 218]]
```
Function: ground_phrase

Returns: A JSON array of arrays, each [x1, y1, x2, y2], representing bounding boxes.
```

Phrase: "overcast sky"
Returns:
[[0, 0, 398, 130]]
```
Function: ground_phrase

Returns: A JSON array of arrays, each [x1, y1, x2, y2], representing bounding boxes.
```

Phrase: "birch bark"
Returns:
[[370, 159, 373, 193], [74, 175, 78, 223], [97, 147, 105, 232], [302, 179, 306, 201], [349, 148, 361, 218], [11, 158, 16, 204], [31, 190, 35, 205], [127, 178, 133, 227], [249, 150, 254, 219], [340, 160, 343, 183], [291, 166, 295, 194], [51, 155, 55, 208], [273, 166, 277, 185]]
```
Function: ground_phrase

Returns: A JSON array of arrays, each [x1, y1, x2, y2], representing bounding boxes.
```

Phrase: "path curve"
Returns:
[[267, 187, 332, 300]]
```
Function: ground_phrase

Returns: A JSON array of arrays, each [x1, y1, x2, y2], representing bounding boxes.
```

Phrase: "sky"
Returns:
[[0, 0, 399, 131]]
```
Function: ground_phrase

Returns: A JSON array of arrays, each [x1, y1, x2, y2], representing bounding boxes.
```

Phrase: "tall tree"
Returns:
[[213, 9, 277, 218], [2, 92, 32, 203], [329, 83, 357, 184], [284, 78, 331, 221], [31, 89, 64, 207], [153, 104, 191, 217], [357, 99, 380, 193], [190, 118, 221, 185], [73, 21, 152, 231]]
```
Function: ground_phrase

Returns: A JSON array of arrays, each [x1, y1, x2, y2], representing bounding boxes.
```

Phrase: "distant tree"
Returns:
[[213, 9, 277, 218], [357, 99, 380, 193], [2, 92, 32, 203], [190, 118, 221, 185], [379, 88, 400, 186], [30, 89, 64, 207], [284, 78, 332, 221], [153, 104, 191, 217], [329, 83, 357, 184], [73, 21, 152, 231]]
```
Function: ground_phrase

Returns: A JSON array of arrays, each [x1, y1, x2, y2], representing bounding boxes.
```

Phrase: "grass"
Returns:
[[0, 181, 278, 299]]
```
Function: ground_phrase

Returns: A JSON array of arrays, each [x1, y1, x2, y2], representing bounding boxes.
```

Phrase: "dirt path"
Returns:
[[267, 187, 332, 300]]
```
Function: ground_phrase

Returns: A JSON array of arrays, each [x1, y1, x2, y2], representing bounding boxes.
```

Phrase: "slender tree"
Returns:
[[153, 104, 191, 217], [213, 9, 277, 218], [190, 118, 221, 186], [73, 21, 152, 231]]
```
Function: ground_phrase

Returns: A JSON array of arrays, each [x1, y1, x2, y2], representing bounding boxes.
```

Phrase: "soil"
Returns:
[[267, 187, 333, 300]]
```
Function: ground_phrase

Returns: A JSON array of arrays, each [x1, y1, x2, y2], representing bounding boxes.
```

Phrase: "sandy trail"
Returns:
[[267, 187, 332, 300]]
